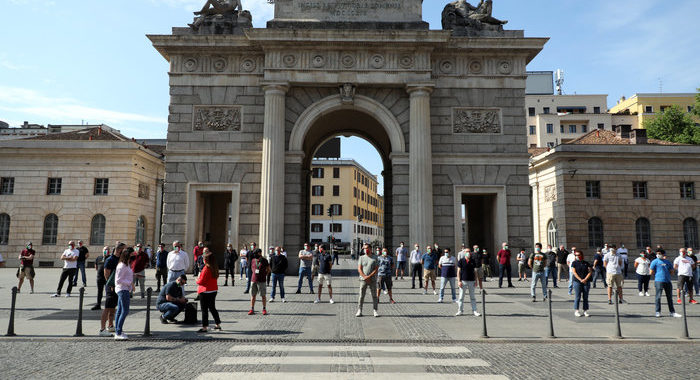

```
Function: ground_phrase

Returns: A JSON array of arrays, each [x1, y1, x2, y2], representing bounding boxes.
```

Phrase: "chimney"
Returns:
[[629, 129, 647, 144], [614, 125, 632, 139], [22, 121, 29, 128]]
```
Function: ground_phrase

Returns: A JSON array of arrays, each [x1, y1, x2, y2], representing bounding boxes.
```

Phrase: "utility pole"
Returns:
[[327, 206, 334, 258]]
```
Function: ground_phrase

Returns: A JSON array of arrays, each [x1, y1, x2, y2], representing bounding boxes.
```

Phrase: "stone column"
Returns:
[[407, 84, 434, 248], [259, 83, 288, 253]]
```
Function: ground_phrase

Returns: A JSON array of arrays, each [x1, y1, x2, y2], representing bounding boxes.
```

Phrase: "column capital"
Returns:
[[406, 83, 435, 95], [261, 81, 289, 94]]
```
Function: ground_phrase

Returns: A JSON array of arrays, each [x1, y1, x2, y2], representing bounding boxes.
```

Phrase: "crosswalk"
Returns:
[[196, 344, 507, 380]]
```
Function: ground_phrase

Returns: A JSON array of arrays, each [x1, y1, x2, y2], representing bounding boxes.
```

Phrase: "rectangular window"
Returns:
[[138, 182, 150, 199], [331, 223, 342, 233], [543, 107, 550, 114], [528, 107, 536, 116], [644, 106, 653, 113], [94, 178, 109, 195], [312, 168, 324, 178], [312, 185, 324, 196], [361, 191, 365, 201], [312, 204, 323, 215], [0, 177, 14, 195], [594, 107, 601, 114], [546, 124, 554, 134], [633, 182, 648, 199], [333, 167, 340, 178], [353, 205, 357, 217], [330, 204, 342, 216], [597, 123, 605, 130], [47, 177, 62, 195], [660, 106, 668, 112], [353, 187, 357, 198], [680, 182, 695, 200], [569, 125, 577, 133], [311, 223, 323, 232], [332, 185, 340, 196], [586, 181, 600, 199], [529, 125, 536, 135], [560, 125, 565, 133], [581, 125, 588, 133], [689, 106, 694, 113]]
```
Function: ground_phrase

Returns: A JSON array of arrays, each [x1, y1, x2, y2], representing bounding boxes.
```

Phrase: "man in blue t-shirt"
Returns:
[[421, 245, 438, 295], [649, 252, 682, 318], [157, 275, 188, 323]]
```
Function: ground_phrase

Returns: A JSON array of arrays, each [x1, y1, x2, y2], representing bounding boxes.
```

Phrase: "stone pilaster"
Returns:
[[407, 84, 434, 248], [259, 83, 289, 253]]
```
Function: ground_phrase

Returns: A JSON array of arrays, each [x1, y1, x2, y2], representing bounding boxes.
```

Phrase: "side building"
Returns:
[[0, 127, 165, 267], [610, 93, 699, 128], [530, 128, 700, 252], [309, 159, 384, 251]]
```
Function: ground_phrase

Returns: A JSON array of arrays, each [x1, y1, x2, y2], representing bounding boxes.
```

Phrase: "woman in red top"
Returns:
[[196, 249, 221, 332]]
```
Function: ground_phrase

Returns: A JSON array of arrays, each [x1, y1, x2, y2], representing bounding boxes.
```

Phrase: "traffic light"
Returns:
[[327, 206, 333, 217]]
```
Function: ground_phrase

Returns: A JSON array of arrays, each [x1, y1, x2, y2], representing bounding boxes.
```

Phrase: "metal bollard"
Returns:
[[143, 287, 153, 337], [74, 287, 85, 337], [547, 289, 555, 338], [681, 290, 689, 339], [480, 289, 488, 338], [5, 287, 18, 336], [613, 288, 622, 339]]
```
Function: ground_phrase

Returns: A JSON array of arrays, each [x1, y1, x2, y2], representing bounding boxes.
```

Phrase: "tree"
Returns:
[[644, 104, 700, 144], [693, 88, 700, 118]]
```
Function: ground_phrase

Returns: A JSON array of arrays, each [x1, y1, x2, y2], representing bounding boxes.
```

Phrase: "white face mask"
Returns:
[[656, 254, 663, 259]]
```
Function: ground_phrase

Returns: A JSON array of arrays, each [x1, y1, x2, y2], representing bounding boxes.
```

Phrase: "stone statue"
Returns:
[[194, 0, 242, 17], [469, 0, 507, 25], [442, 0, 508, 35], [189, 0, 251, 35]]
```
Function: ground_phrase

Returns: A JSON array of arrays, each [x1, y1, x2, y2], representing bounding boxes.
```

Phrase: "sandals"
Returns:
[[197, 328, 208, 333]]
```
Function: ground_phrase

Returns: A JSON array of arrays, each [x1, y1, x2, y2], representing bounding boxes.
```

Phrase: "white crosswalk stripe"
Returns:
[[227, 345, 472, 354], [198, 374, 507, 380]]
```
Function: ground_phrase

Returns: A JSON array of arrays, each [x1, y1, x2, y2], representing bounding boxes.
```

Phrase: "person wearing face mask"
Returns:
[[193, 241, 205, 277], [516, 249, 527, 282], [649, 252, 682, 318], [17, 242, 36, 294], [296, 243, 315, 295], [155, 243, 169, 292], [529, 243, 547, 302], [644, 246, 655, 262], [395, 242, 408, 280], [591, 249, 606, 289], [357, 243, 379, 317], [603, 245, 624, 305], [223, 244, 239, 286], [634, 251, 651, 297], [456, 249, 481, 317], [409, 243, 423, 289], [421, 244, 438, 295], [239, 244, 248, 280], [689, 248, 700, 295], [376, 248, 396, 304], [167, 241, 190, 283], [497, 242, 514, 288], [673, 248, 697, 304], [157, 274, 188, 324], [566, 247, 577, 295], [472, 245, 485, 291], [244, 242, 261, 294], [545, 244, 559, 289], [571, 250, 592, 317], [51, 241, 79, 298], [91, 246, 110, 310], [438, 248, 457, 303]]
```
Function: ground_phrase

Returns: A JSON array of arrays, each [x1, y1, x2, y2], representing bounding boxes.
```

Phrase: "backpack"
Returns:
[[183, 302, 198, 324]]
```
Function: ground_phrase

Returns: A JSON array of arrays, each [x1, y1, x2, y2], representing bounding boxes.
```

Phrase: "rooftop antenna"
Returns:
[[555, 69, 564, 95], [658, 78, 663, 94]]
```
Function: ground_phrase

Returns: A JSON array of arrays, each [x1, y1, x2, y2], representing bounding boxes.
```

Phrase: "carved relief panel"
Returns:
[[193, 106, 242, 131], [452, 107, 502, 134]]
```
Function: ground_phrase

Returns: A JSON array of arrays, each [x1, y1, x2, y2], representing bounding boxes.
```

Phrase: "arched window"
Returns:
[[90, 214, 106, 246], [547, 219, 558, 248], [635, 218, 651, 249], [43, 214, 59, 245], [684, 218, 699, 249], [135, 216, 146, 245], [588, 217, 604, 249], [0, 213, 9, 245]]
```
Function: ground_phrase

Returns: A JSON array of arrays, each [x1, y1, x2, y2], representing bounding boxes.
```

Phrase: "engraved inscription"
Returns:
[[193, 106, 242, 132], [298, 1, 403, 18], [274, 0, 423, 23], [544, 185, 557, 202], [453, 108, 501, 134]]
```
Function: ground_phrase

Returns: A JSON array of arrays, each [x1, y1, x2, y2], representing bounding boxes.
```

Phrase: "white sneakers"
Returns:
[[281, 298, 286, 303], [583, 311, 590, 317], [51, 293, 59, 298], [314, 299, 320, 304], [655, 312, 661, 318], [373, 310, 379, 317], [114, 333, 128, 340], [99, 330, 112, 337], [383, 290, 388, 295], [574, 310, 591, 317], [671, 313, 682, 318], [355, 309, 362, 317], [473, 311, 481, 317], [433, 290, 437, 296], [269, 298, 275, 303], [329, 299, 335, 304], [65, 294, 71, 298], [574, 310, 582, 317], [437, 298, 443, 303], [422, 290, 427, 295], [108, 326, 115, 332], [645, 292, 650, 297], [639, 292, 644, 296], [455, 311, 463, 316]]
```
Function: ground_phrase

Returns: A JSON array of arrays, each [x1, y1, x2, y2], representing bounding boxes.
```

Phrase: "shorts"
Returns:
[[251, 282, 267, 297], [607, 273, 624, 289], [424, 269, 437, 281], [19, 265, 35, 280], [475, 267, 484, 279], [318, 273, 332, 286], [678, 275, 693, 290], [518, 262, 526, 275], [105, 289, 118, 309], [377, 275, 393, 290]]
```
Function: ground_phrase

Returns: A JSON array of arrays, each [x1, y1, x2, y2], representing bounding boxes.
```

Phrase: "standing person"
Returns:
[[603, 246, 625, 305], [167, 241, 189, 283], [650, 251, 682, 318], [409, 243, 423, 289], [690, 248, 700, 295], [192, 241, 205, 277], [223, 244, 239, 286], [146, 244, 154, 268], [482, 248, 493, 279], [516, 249, 527, 282], [314, 245, 334, 304], [130, 244, 149, 298], [244, 242, 261, 294], [566, 248, 577, 295], [100, 243, 125, 337], [51, 241, 79, 297], [248, 249, 269, 315], [72, 240, 89, 288], [376, 248, 396, 304], [356, 243, 379, 317], [296, 243, 314, 294], [91, 247, 110, 310], [644, 246, 656, 262], [157, 275, 188, 323], [556, 245, 569, 283], [196, 252, 222, 333], [571, 250, 592, 317], [17, 242, 36, 294], [269, 246, 288, 303], [545, 244, 558, 289], [239, 244, 248, 280], [617, 244, 629, 278], [472, 245, 485, 291], [634, 251, 651, 297], [421, 244, 438, 295], [456, 250, 481, 316], [497, 242, 514, 288], [591, 249, 607, 288], [529, 243, 547, 302], [154, 243, 169, 292], [438, 248, 457, 303], [114, 250, 134, 340], [674, 248, 697, 304], [332, 245, 339, 265], [395, 242, 408, 280]]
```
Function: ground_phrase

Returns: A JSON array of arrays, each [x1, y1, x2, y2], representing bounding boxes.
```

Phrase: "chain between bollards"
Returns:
[[143, 287, 153, 337], [681, 290, 689, 339], [5, 287, 18, 336], [74, 287, 85, 337], [547, 289, 555, 338], [613, 288, 622, 339], [480, 289, 488, 338]]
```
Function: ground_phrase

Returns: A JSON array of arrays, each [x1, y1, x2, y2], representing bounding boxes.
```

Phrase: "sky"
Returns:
[[1, 0, 699, 194]]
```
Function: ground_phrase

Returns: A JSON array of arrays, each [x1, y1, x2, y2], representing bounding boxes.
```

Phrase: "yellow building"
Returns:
[[309, 159, 384, 250], [610, 93, 698, 128]]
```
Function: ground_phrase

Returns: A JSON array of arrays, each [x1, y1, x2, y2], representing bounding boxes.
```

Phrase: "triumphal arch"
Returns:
[[150, 0, 546, 269]]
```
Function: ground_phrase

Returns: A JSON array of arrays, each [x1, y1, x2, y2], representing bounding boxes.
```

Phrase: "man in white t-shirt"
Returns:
[[52, 241, 79, 297], [617, 244, 629, 278], [566, 248, 576, 295], [674, 248, 697, 304], [603, 248, 624, 304]]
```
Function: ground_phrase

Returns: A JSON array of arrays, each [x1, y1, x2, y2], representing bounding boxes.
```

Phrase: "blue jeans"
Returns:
[[240, 260, 247, 279], [592, 267, 606, 288], [545, 266, 557, 287], [440, 277, 456, 301], [72, 261, 87, 286], [167, 269, 184, 283], [498, 264, 512, 287], [694, 268, 700, 294], [530, 271, 547, 298], [655, 281, 675, 313], [270, 273, 285, 299], [572, 281, 590, 311], [115, 290, 130, 336], [568, 270, 574, 293], [457, 280, 477, 312], [158, 302, 183, 320], [297, 267, 313, 292], [245, 266, 253, 292]]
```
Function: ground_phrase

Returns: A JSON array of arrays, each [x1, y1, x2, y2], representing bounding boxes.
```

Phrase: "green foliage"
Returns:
[[694, 88, 700, 118], [644, 104, 700, 144]]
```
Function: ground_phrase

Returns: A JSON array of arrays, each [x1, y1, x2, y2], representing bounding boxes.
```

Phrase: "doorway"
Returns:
[[453, 185, 508, 259]]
